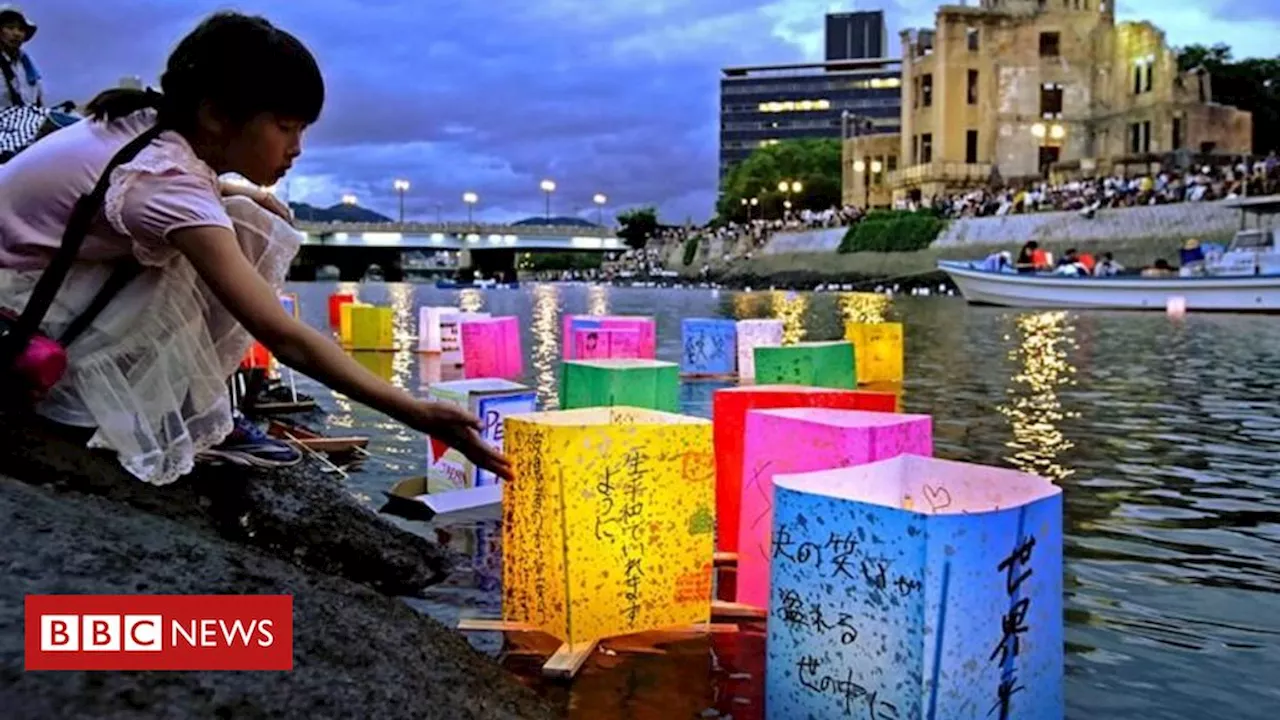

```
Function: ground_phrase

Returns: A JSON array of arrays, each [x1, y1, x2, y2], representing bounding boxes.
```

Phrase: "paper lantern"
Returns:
[[279, 292, 299, 319], [844, 321, 904, 384], [560, 359, 679, 412], [328, 292, 354, 328], [426, 378, 536, 492], [460, 316, 523, 379], [572, 327, 641, 360], [1166, 296, 1187, 318], [735, 319, 783, 382], [350, 305, 395, 351], [503, 407, 716, 645], [338, 301, 366, 347], [563, 315, 656, 359], [680, 318, 737, 376], [738, 407, 932, 608], [419, 307, 492, 364], [240, 341, 272, 370], [767, 455, 1063, 719], [711, 385, 900, 553], [754, 341, 855, 389]]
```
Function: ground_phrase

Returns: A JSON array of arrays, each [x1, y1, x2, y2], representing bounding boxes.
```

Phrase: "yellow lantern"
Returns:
[[338, 301, 368, 347], [503, 407, 716, 646], [844, 321, 904, 384], [350, 305, 395, 351]]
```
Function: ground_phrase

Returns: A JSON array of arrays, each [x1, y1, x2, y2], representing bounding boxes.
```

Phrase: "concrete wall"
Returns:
[[761, 227, 847, 255], [934, 200, 1241, 247]]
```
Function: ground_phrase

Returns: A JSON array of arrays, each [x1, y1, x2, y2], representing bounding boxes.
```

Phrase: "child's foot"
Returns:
[[197, 414, 303, 468]]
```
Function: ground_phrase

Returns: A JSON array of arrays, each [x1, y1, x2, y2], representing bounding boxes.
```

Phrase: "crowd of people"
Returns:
[[979, 238, 1221, 279], [927, 159, 1280, 219]]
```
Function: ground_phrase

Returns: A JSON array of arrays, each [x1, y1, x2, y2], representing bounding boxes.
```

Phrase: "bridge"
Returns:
[[291, 221, 624, 281]]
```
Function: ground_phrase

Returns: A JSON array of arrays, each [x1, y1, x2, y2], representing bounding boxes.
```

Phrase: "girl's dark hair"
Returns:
[[85, 12, 323, 132]]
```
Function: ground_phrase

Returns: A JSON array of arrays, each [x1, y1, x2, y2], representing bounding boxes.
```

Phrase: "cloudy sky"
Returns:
[[20, 0, 1280, 224]]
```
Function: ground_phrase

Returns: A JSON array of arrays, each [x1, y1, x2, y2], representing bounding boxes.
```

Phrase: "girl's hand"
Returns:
[[220, 180, 294, 225], [410, 401, 513, 482]]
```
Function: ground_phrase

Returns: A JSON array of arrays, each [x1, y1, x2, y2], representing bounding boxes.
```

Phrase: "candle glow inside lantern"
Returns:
[[844, 321, 905, 384], [681, 318, 738, 376], [460, 316, 523, 379], [711, 385, 900, 554], [737, 408, 933, 609], [427, 378, 536, 491], [572, 327, 642, 360], [754, 340, 856, 389], [766, 455, 1063, 720], [560, 359, 679, 412], [503, 407, 716, 646], [349, 305, 395, 351], [736, 319, 784, 382], [563, 315, 656, 360]]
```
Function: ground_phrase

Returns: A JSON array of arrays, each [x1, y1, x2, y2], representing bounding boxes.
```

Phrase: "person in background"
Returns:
[[1179, 238, 1206, 277], [1015, 241, 1039, 273], [0, 5, 42, 110], [1094, 252, 1124, 276]]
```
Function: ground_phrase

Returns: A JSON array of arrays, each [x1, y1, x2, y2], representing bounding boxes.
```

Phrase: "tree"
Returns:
[[1178, 44, 1280, 154], [616, 206, 659, 250], [717, 138, 843, 222]]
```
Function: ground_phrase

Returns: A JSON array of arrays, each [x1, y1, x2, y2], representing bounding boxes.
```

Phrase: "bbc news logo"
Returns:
[[25, 595, 292, 671]]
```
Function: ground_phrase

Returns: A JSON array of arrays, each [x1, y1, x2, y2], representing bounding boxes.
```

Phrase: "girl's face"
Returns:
[[223, 112, 306, 187]]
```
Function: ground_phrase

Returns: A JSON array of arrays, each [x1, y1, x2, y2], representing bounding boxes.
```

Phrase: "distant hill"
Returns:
[[512, 216, 600, 227], [289, 202, 393, 223]]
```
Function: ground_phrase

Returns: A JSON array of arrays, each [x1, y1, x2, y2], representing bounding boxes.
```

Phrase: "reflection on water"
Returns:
[[459, 288, 484, 313], [284, 284, 1280, 719], [531, 284, 562, 410], [587, 284, 609, 316], [998, 311, 1079, 481], [837, 291, 891, 325], [768, 290, 807, 345]]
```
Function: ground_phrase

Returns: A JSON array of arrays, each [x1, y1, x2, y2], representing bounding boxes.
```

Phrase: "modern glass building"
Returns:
[[719, 57, 903, 179]]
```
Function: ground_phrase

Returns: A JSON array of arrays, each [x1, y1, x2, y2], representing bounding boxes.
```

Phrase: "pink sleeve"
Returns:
[[113, 171, 233, 266]]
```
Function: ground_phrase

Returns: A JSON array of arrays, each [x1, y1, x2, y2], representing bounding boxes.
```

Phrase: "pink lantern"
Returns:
[[736, 407, 933, 608], [562, 315, 655, 359], [572, 327, 641, 360], [460, 316, 523, 379]]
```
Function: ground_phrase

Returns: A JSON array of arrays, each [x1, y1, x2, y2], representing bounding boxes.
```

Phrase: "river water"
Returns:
[[283, 281, 1280, 719]]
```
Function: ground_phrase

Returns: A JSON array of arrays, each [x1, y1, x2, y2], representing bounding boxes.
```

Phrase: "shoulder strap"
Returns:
[[10, 125, 165, 347]]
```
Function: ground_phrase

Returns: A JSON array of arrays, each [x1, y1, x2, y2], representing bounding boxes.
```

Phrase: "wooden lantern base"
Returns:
[[456, 618, 740, 680]]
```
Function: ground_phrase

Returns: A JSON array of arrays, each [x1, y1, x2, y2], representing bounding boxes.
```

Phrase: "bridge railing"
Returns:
[[295, 221, 614, 238]]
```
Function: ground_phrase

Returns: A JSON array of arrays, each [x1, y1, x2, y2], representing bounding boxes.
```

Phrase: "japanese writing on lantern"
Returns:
[[989, 534, 1036, 719], [795, 655, 900, 719], [595, 448, 649, 625], [775, 588, 858, 645], [772, 524, 922, 596]]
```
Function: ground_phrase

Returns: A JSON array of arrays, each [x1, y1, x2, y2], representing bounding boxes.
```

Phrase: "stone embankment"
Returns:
[[0, 414, 556, 719]]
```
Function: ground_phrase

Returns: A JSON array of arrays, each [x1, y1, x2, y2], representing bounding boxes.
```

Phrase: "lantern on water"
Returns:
[[711, 385, 899, 554], [328, 292, 354, 329], [844, 321, 904, 384], [563, 315, 656, 360], [754, 341, 856, 389], [349, 305, 395, 351], [572, 327, 641, 360], [279, 292, 300, 319], [766, 455, 1063, 720], [338, 301, 367, 347], [419, 307, 491, 365], [680, 318, 737, 376], [737, 407, 932, 608], [460, 316, 523, 379], [736, 319, 784, 382], [503, 407, 716, 646], [560, 359, 680, 412], [427, 378, 536, 492], [240, 342, 272, 371]]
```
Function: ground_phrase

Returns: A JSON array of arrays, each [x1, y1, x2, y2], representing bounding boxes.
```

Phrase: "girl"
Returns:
[[0, 12, 510, 486]]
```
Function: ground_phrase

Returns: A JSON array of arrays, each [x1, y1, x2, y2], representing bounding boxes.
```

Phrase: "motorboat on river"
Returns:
[[939, 196, 1280, 312]]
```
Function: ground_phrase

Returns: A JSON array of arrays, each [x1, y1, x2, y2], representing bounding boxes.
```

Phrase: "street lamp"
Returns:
[[540, 179, 556, 219], [341, 193, 358, 206], [592, 193, 607, 226], [777, 179, 802, 217], [462, 191, 478, 224], [393, 179, 410, 223]]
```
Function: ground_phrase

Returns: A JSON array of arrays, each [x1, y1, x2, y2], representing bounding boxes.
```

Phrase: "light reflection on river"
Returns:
[[284, 282, 1280, 719]]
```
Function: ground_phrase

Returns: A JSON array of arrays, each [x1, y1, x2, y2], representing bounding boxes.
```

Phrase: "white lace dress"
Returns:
[[0, 116, 299, 485]]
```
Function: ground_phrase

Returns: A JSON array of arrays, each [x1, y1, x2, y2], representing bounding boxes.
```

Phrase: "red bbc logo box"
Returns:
[[25, 595, 293, 671]]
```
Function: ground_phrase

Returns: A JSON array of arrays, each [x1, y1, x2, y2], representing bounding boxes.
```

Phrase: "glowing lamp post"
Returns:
[[540, 179, 556, 219], [463, 191, 479, 224], [593, 192, 608, 226], [393, 179, 410, 223]]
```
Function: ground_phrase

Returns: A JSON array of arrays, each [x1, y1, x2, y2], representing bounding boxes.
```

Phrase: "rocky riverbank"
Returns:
[[0, 413, 556, 719]]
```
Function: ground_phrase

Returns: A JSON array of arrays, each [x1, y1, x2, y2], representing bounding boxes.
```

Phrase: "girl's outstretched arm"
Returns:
[[169, 224, 512, 481]]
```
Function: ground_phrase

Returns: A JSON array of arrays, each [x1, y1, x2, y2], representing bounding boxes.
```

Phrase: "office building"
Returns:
[[826, 11, 887, 61], [843, 0, 1254, 207]]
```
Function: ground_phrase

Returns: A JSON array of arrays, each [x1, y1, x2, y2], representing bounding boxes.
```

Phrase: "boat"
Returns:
[[267, 420, 369, 456], [435, 278, 520, 290], [939, 196, 1280, 312]]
